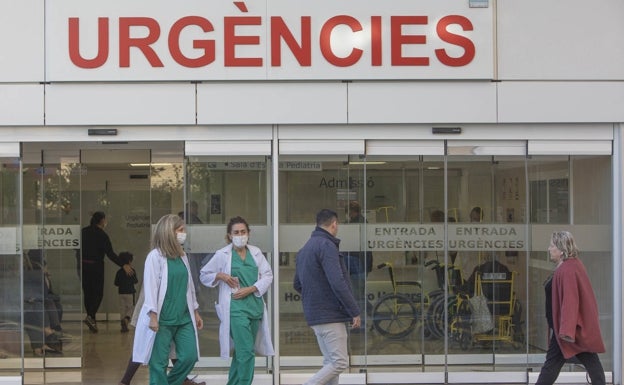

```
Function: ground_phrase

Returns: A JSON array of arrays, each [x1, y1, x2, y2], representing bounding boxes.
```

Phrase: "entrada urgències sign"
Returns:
[[46, 0, 493, 81]]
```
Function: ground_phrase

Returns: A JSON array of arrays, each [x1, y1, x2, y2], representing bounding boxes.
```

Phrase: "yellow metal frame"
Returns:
[[472, 271, 516, 344]]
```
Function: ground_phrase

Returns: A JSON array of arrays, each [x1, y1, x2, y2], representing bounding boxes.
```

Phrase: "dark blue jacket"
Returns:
[[293, 227, 360, 326]]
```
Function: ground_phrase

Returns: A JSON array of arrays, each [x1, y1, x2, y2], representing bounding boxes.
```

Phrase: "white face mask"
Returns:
[[176, 232, 187, 244], [231, 235, 248, 249]]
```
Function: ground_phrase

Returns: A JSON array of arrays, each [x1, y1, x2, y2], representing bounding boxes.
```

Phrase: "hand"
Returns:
[[218, 273, 239, 289], [194, 311, 203, 330], [123, 264, 135, 276], [232, 286, 256, 300], [351, 315, 361, 329], [559, 334, 574, 343], [149, 312, 159, 332]]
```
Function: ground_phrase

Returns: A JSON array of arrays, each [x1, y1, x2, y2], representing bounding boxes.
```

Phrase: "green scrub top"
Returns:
[[230, 249, 263, 319], [159, 257, 191, 326]]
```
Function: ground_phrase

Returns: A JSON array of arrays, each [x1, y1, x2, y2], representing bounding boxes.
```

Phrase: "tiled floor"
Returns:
[[24, 320, 151, 385], [20, 319, 222, 385]]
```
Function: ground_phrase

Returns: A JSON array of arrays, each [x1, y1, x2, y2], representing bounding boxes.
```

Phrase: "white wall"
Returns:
[[0, 0, 44, 82], [1, 2, 624, 125], [497, 0, 624, 80]]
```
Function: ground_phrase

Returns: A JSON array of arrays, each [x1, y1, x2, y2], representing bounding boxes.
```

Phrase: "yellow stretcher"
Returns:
[[472, 271, 519, 347]]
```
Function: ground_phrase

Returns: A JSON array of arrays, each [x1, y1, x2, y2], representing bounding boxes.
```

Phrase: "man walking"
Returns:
[[294, 209, 361, 385]]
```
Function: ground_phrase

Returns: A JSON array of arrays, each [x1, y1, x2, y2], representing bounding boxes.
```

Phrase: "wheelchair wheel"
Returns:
[[427, 295, 458, 339], [372, 293, 418, 339]]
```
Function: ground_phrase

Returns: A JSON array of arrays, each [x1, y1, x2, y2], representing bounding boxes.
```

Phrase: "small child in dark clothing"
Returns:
[[114, 251, 138, 333]]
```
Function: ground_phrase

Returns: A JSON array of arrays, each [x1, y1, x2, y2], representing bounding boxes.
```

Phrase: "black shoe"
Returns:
[[84, 316, 98, 333], [121, 318, 129, 333], [55, 331, 74, 340], [45, 333, 63, 352], [44, 347, 63, 356]]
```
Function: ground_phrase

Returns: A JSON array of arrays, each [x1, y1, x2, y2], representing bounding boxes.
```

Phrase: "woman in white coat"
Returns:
[[133, 214, 204, 385], [200, 216, 274, 385]]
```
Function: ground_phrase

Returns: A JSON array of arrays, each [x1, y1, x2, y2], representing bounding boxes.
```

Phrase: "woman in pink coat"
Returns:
[[536, 231, 605, 385]]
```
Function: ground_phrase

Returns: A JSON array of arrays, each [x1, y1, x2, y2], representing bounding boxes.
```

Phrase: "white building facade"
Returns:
[[0, 0, 623, 384]]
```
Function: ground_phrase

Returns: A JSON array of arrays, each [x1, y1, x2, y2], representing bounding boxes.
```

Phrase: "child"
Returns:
[[114, 251, 138, 333]]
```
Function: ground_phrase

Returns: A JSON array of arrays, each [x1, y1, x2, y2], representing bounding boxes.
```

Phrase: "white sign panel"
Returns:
[[45, 0, 493, 81], [368, 223, 525, 251], [0, 227, 17, 255], [23, 225, 81, 250]]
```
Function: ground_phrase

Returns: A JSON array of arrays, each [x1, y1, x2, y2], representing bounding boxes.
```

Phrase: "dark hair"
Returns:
[[226, 216, 250, 235], [90, 211, 106, 226], [349, 201, 361, 213], [119, 251, 133, 264], [316, 209, 337, 227], [470, 206, 483, 222], [430, 210, 445, 222]]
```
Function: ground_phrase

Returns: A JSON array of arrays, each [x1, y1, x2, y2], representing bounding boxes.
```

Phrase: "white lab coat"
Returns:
[[132, 249, 200, 364], [199, 244, 274, 360]]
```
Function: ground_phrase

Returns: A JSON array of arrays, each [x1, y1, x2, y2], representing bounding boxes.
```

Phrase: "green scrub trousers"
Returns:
[[228, 249, 264, 385], [149, 257, 197, 385]]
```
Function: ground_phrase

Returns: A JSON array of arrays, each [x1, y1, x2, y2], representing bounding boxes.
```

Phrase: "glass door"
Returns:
[[22, 147, 82, 368], [277, 154, 369, 368], [20, 142, 181, 370], [0, 152, 22, 377], [185, 146, 273, 377]]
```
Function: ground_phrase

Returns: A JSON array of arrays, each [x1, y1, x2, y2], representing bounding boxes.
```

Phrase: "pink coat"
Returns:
[[552, 258, 605, 359]]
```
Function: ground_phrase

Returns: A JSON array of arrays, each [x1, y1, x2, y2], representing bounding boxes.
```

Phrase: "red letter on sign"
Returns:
[[320, 16, 363, 67], [435, 15, 475, 67], [270, 16, 311, 67], [68, 17, 109, 69], [224, 17, 263, 67], [169, 16, 215, 68], [371, 16, 382, 66], [119, 17, 164, 68], [391, 16, 428, 66]]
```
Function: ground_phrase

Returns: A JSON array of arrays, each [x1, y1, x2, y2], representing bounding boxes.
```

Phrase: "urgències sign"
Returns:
[[46, 0, 493, 81]]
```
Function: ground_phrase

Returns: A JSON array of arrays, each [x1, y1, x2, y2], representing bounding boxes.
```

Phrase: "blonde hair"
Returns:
[[152, 214, 185, 259], [550, 231, 579, 260]]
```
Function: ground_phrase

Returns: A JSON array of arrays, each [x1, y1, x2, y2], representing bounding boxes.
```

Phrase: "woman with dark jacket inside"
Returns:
[[80, 211, 133, 332], [536, 231, 605, 385]]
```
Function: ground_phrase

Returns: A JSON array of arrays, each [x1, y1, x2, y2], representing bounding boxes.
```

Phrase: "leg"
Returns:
[[535, 334, 567, 385], [167, 322, 198, 385], [227, 316, 260, 385], [92, 267, 105, 317], [119, 357, 141, 385], [23, 302, 45, 353], [305, 323, 349, 385], [576, 352, 606, 385], [188, 254, 202, 297], [81, 267, 95, 318], [119, 294, 133, 332], [149, 324, 175, 385], [44, 298, 61, 331], [82, 264, 104, 320]]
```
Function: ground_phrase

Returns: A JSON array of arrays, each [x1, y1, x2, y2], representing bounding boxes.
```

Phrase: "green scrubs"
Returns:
[[228, 249, 264, 385], [149, 257, 197, 385]]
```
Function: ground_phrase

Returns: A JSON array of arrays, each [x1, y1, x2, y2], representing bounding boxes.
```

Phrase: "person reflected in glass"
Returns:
[[132, 214, 204, 385], [178, 201, 205, 307], [23, 252, 63, 356], [199, 216, 274, 385], [469, 206, 483, 223], [535, 231, 605, 385], [344, 201, 373, 330]]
